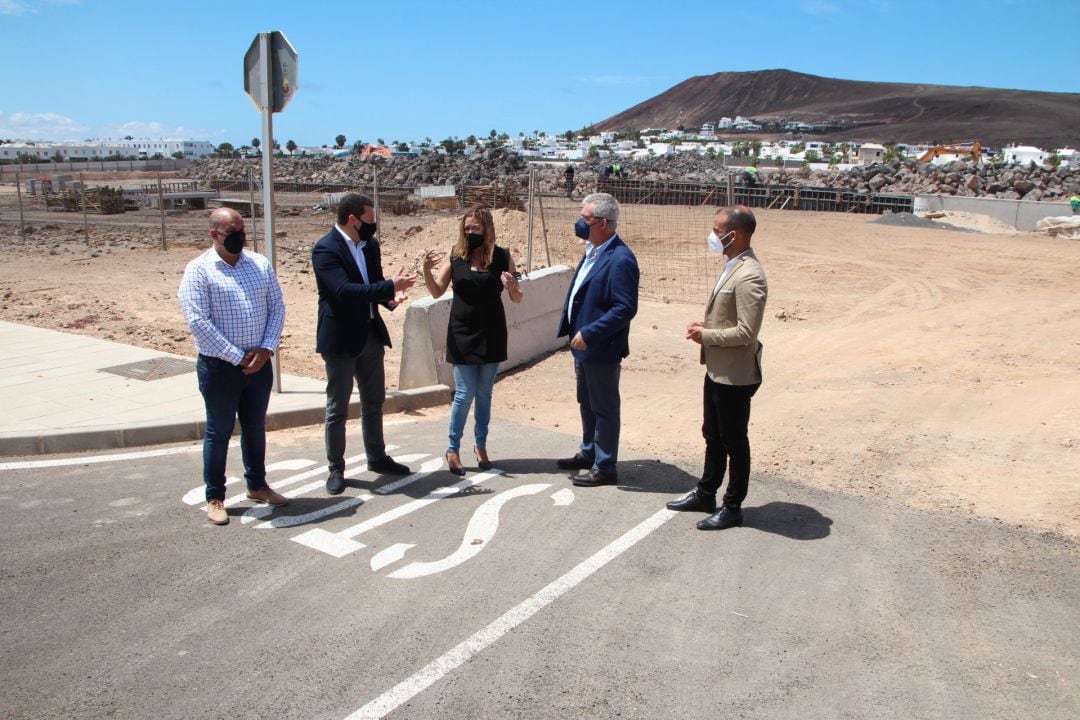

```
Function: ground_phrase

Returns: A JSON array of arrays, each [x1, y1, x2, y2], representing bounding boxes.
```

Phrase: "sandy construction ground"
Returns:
[[1, 204, 1077, 538]]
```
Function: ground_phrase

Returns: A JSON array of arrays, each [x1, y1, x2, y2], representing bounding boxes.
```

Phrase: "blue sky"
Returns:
[[1, 0, 1076, 147]]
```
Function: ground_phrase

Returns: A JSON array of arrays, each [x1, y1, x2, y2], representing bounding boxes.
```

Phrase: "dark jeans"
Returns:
[[575, 359, 621, 473], [323, 330, 387, 472], [698, 375, 760, 508], [196, 354, 273, 502]]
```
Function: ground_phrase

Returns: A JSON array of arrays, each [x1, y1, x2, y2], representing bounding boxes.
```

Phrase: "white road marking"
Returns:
[[253, 496, 368, 529], [291, 465, 499, 558], [181, 446, 401, 507], [344, 508, 678, 720], [550, 488, 575, 506], [266, 459, 318, 472], [370, 543, 415, 571], [0, 443, 215, 471], [241, 474, 362, 524], [387, 483, 551, 579], [233, 452, 431, 521]]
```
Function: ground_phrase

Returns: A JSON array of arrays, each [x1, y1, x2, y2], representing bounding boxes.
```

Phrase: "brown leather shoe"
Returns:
[[246, 486, 288, 506], [206, 499, 229, 525], [571, 469, 619, 487]]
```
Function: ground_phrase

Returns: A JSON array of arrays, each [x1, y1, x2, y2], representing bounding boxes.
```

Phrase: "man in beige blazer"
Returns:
[[666, 205, 768, 530]]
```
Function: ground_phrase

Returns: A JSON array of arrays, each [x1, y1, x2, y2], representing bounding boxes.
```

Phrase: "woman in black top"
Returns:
[[422, 206, 523, 475]]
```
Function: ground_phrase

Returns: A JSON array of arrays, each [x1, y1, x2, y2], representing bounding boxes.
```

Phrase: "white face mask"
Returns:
[[707, 230, 735, 254]]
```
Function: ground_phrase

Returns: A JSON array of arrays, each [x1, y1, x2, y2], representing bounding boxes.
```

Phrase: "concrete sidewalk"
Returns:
[[0, 322, 449, 456]]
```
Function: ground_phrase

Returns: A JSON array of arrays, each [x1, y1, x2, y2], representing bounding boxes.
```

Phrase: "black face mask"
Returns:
[[221, 230, 246, 254], [358, 221, 377, 242], [466, 233, 485, 250]]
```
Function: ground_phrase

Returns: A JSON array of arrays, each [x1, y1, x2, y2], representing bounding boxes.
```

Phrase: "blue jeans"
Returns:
[[575, 359, 621, 473], [448, 362, 499, 453], [196, 354, 273, 502]]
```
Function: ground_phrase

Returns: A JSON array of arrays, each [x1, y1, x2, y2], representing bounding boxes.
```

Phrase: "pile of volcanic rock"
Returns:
[[189, 151, 1079, 202], [188, 147, 529, 190]]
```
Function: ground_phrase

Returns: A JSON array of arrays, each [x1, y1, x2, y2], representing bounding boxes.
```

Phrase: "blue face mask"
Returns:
[[574, 217, 592, 240]]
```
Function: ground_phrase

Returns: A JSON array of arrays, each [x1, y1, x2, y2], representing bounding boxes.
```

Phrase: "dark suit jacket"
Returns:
[[312, 226, 395, 357], [557, 234, 639, 363]]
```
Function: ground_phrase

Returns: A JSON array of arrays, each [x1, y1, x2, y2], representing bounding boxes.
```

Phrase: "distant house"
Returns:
[[1002, 144, 1048, 166], [858, 143, 886, 165], [1056, 147, 1079, 167]]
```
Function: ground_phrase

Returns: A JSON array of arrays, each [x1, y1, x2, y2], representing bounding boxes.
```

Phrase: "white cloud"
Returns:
[[0, 0, 80, 16], [96, 120, 225, 141], [0, 112, 225, 142], [0, 111, 89, 141]]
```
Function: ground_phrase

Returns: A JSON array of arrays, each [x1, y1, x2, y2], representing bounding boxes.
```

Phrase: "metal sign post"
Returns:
[[244, 30, 297, 392]]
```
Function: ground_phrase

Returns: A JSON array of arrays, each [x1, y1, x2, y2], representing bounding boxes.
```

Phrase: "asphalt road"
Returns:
[[1, 417, 1077, 719]]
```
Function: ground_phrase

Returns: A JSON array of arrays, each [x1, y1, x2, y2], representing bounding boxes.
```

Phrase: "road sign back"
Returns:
[[243, 31, 298, 113]]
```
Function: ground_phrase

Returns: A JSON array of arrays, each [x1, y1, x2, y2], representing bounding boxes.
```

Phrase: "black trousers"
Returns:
[[698, 375, 760, 508]]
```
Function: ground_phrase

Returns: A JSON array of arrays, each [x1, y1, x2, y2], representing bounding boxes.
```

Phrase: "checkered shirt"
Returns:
[[178, 248, 286, 365]]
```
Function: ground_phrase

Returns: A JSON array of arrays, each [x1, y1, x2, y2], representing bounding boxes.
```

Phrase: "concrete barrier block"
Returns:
[[399, 265, 573, 390]]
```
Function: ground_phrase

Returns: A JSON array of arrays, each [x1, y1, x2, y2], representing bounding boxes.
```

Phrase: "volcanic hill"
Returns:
[[596, 69, 1079, 147]]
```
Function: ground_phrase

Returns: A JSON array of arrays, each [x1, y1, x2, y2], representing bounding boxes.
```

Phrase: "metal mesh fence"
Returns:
[[529, 190, 724, 302], [0, 167, 911, 303]]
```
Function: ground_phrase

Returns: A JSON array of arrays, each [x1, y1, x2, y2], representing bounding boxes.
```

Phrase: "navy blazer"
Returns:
[[312, 227, 396, 357], [557, 234, 639, 363]]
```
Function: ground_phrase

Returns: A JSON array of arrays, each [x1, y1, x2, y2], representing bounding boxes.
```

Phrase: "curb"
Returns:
[[0, 385, 451, 458]]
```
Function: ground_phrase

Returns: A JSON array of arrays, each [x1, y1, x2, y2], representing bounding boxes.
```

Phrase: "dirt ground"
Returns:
[[1, 197, 1078, 538]]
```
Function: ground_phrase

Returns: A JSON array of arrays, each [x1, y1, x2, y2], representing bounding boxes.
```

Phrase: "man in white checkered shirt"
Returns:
[[178, 207, 288, 525]]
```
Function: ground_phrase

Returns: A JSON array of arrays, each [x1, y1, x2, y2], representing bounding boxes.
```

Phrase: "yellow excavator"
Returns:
[[918, 141, 982, 163]]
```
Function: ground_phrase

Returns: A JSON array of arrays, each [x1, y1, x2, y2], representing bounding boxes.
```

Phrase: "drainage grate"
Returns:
[[99, 357, 196, 381]]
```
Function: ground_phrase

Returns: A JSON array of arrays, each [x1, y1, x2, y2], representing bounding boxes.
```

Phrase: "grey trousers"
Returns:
[[322, 335, 387, 472]]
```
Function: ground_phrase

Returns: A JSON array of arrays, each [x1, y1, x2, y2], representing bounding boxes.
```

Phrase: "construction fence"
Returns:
[[0, 168, 913, 301]]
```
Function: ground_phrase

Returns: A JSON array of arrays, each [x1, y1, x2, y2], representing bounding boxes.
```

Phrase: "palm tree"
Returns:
[[335, 134, 346, 149], [286, 140, 297, 154]]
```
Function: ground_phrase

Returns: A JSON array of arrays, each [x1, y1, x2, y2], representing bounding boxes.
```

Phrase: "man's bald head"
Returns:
[[209, 207, 243, 232]]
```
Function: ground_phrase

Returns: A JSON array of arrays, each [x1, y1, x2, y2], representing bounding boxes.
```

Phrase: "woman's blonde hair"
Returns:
[[453, 205, 496, 268]]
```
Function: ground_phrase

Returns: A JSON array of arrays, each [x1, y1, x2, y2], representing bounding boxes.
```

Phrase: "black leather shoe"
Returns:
[[697, 506, 743, 530], [557, 453, 593, 470], [326, 469, 346, 496], [666, 490, 717, 513], [368, 456, 410, 475], [572, 469, 618, 487]]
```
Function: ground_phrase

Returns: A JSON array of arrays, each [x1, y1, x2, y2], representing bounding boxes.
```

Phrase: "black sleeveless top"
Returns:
[[446, 246, 509, 365]]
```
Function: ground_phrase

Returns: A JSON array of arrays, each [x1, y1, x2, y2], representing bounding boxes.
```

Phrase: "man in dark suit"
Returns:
[[312, 193, 416, 495], [556, 192, 640, 487], [666, 205, 768, 530]]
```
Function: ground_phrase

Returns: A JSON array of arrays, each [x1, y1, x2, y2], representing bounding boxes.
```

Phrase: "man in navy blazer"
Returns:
[[312, 193, 416, 495], [557, 192, 640, 487]]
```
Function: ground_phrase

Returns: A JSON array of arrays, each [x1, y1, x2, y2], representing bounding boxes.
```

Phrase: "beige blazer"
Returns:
[[700, 248, 768, 385]]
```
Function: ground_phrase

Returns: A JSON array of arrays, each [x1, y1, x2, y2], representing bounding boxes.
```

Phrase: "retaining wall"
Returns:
[[914, 195, 1075, 231], [398, 266, 573, 390]]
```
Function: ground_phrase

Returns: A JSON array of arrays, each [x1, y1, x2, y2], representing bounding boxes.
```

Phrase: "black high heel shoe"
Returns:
[[474, 447, 493, 471], [446, 450, 466, 477]]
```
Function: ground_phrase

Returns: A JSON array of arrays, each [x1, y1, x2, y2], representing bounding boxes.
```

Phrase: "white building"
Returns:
[[0, 141, 131, 161], [114, 138, 215, 158], [0, 138, 214, 161], [858, 143, 886, 165], [1002, 144, 1048, 166], [1056, 147, 1080, 167]]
